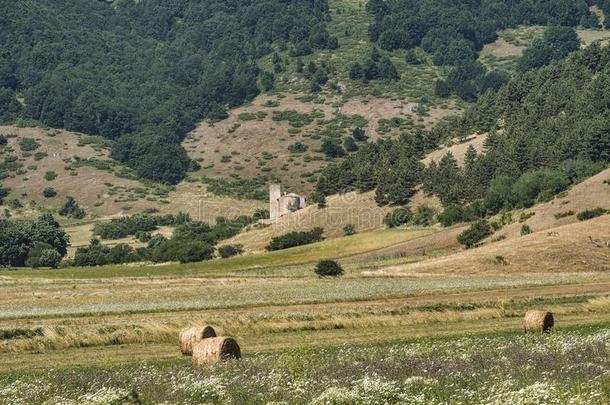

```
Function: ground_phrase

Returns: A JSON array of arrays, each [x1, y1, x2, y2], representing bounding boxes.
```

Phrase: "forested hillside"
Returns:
[[316, 42, 610, 218], [0, 0, 335, 183], [366, 0, 597, 101]]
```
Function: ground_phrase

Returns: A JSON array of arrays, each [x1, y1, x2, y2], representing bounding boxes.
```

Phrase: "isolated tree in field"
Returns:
[[314, 260, 343, 277]]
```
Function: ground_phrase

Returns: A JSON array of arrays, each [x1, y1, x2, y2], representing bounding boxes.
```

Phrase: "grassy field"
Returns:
[[0, 216, 609, 403], [1, 326, 608, 404]]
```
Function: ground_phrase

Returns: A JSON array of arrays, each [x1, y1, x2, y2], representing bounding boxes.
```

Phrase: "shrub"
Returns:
[[0, 187, 9, 204], [520, 224, 532, 236], [314, 260, 343, 277], [383, 207, 412, 228], [320, 138, 345, 158], [343, 224, 356, 236], [412, 205, 436, 226], [8, 199, 22, 209], [58, 196, 86, 219], [352, 127, 368, 142], [44, 171, 57, 181], [24, 242, 63, 269], [74, 240, 141, 266], [438, 204, 478, 227], [218, 244, 244, 258], [18, 137, 40, 151], [253, 208, 270, 221], [93, 213, 158, 239], [173, 241, 215, 264], [519, 212, 535, 223], [554, 210, 574, 219], [147, 239, 214, 263], [576, 208, 606, 221], [511, 169, 571, 208], [288, 142, 308, 153], [42, 187, 57, 198], [135, 231, 152, 242], [0, 214, 68, 267], [266, 227, 324, 251], [0, 135, 7, 146], [310, 191, 326, 208], [34, 249, 62, 268], [457, 220, 493, 248]]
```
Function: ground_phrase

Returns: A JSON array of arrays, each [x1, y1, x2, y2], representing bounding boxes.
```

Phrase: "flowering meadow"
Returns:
[[1, 328, 608, 404]]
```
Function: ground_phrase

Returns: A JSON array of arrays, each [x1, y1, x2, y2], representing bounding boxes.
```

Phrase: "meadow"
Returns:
[[0, 221, 609, 404], [0, 328, 608, 404]]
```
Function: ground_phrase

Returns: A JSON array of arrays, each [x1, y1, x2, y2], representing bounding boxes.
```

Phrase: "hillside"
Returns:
[[376, 214, 610, 276], [0, 126, 263, 221], [186, 93, 457, 194]]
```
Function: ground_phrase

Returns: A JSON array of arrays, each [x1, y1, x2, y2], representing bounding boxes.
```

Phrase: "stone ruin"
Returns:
[[269, 183, 307, 220]]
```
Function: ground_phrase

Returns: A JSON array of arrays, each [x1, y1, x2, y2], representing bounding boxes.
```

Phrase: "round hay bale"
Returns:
[[179, 326, 217, 356], [192, 337, 241, 366], [523, 310, 554, 333]]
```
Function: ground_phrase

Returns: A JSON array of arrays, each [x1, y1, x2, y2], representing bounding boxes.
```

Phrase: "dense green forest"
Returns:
[[0, 0, 334, 183], [316, 42, 610, 218], [366, 0, 597, 100], [368, 0, 593, 54]]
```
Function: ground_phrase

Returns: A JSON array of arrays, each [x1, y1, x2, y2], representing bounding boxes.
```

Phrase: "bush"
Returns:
[[173, 241, 215, 264], [511, 169, 570, 207], [35, 249, 62, 268], [576, 208, 606, 221], [24, 242, 62, 269], [0, 135, 7, 146], [18, 137, 40, 151], [314, 260, 343, 277], [343, 224, 356, 236], [320, 138, 345, 158], [147, 239, 214, 264], [438, 204, 478, 227], [457, 220, 493, 248], [412, 205, 436, 226], [218, 244, 244, 258], [74, 239, 141, 266], [352, 128, 368, 142], [383, 207, 412, 228], [42, 187, 57, 198], [58, 196, 86, 219], [93, 213, 158, 239], [554, 210, 574, 219], [266, 227, 324, 251], [310, 191, 326, 208], [288, 142, 308, 153], [44, 171, 57, 181], [520, 224, 532, 236], [0, 187, 9, 204], [135, 231, 152, 242], [0, 214, 68, 267]]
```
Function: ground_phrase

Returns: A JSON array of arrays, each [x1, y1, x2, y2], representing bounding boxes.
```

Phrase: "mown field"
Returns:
[[0, 224, 609, 404]]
